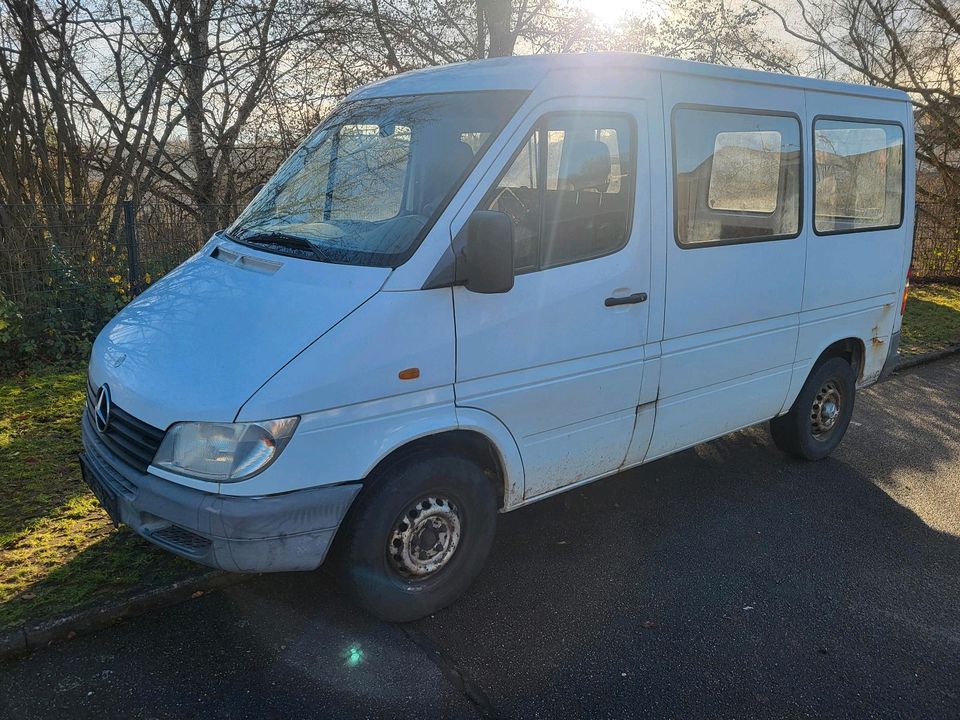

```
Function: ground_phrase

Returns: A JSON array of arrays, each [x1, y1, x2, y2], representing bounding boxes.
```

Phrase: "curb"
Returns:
[[0, 570, 248, 663], [2, 345, 959, 663], [895, 344, 960, 372]]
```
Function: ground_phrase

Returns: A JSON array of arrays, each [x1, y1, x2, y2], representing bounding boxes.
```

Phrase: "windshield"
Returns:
[[229, 90, 528, 267]]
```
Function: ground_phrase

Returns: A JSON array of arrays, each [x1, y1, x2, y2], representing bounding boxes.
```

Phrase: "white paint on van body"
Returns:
[[88, 53, 913, 512], [449, 91, 657, 499], [647, 73, 807, 460]]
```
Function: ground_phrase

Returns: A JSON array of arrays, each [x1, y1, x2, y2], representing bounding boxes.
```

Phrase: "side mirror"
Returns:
[[463, 210, 514, 294]]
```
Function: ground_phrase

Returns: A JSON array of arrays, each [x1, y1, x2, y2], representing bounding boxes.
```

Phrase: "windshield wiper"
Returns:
[[232, 230, 329, 262]]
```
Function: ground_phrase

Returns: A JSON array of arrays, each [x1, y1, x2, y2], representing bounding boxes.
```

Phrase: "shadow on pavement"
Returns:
[[2, 359, 959, 719], [418, 425, 960, 719]]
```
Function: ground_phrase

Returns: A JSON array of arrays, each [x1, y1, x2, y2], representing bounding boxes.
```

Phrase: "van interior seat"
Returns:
[[421, 139, 475, 215], [542, 139, 626, 264], [560, 140, 612, 192], [489, 138, 630, 269]]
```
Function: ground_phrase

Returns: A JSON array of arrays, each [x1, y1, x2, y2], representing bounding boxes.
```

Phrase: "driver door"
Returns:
[[453, 99, 652, 499]]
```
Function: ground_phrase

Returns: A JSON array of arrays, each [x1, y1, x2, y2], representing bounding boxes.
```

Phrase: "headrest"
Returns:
[[563, 140, 612, 192], [420, 139, 475, 214], [449, 140, 475, 172]]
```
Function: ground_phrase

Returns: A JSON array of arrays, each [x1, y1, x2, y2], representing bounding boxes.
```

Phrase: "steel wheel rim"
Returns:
[[811, 378, 843, 439], [388, 496, 462, 579]]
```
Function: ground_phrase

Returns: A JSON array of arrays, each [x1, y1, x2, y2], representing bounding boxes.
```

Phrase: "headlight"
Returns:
[[153, 417, 299, 482]]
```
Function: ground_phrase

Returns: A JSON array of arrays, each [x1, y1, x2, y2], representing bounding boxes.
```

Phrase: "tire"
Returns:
[[770, 356, 856, 461], [334, 451, 498, 622]]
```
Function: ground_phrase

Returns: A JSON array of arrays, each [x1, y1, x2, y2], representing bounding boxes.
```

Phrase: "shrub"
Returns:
[[0, 245, 127, 372]]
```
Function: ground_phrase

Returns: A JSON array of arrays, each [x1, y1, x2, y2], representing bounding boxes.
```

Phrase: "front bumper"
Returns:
[[80, 412, 361, 572]]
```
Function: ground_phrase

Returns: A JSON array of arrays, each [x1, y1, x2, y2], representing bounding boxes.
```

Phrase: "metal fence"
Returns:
[[0, 201, 226, 367], [133, 202, 231, 289], [0, 197, 957, 366], [3, 199, 959, 310], [0, 201, 224, 317], [913, 201, 960, 281]]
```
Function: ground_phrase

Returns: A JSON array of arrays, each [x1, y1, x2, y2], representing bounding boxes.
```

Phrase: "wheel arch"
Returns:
[[359, 408, 524, 510], [781, 336, 867, 414], [814, 337, 866, 381]]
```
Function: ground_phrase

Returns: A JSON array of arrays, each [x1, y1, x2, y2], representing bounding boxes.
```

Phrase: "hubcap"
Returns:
[[811, 379, 843, 439], [388, 496, 462, 579]]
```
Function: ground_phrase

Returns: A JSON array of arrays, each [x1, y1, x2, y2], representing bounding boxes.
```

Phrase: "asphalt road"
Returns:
[[2, 357, 960, 719]]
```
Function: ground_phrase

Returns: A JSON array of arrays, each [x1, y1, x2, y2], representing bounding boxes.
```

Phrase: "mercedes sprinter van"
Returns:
[[81, 54, 913, 621]]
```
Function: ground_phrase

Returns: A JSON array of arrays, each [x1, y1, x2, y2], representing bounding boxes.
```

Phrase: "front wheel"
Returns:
[[334, 452, 498, 622], [770, 356, 856, 461]]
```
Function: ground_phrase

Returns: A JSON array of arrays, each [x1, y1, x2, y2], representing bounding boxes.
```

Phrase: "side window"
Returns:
[[673, 108, 801, 246], [814, 119, 903, 234], [708, 131, 781, 213], [484, 112, 635, 272], [489, 131, 541, 271]]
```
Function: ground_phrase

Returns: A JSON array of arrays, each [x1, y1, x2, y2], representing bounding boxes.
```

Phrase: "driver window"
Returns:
[[488, 131, 541, 271], [484, 112, 634, 273]]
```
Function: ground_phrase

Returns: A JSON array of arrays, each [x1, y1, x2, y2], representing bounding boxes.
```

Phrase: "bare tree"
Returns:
[[350, 0, 588, 71], [0, 0, 799, 233], [607, 0, 798, 71], [750, 0, 960, 202], [0, 0, 184, 312], [128, 0, 346, 230]]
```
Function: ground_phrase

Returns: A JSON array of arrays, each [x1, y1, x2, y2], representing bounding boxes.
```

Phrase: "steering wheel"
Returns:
[[490, 186, 530, 214]]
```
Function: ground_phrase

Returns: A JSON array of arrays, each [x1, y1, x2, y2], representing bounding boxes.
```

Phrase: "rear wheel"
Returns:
[[334, 451, 497, 622], [770, 356, 856, 460]]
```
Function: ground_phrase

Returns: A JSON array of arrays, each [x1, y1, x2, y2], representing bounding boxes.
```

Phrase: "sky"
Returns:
[[568, 0, 817, 77]]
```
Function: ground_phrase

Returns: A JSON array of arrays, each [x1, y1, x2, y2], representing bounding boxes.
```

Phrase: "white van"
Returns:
[[81, 53, 913, 621]]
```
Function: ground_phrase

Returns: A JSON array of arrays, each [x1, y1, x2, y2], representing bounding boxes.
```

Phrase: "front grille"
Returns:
[[81, 416, 136, 497], [150, 524, 212, 555], [86, 381, 165, 473]]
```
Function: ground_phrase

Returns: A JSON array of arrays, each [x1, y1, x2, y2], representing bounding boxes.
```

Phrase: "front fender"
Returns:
[[221, 387, 526, 503], [455, 406, 525, 509], [223, 387, 458, 496]]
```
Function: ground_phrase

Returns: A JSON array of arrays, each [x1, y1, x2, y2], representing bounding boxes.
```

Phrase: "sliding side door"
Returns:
[[648, 75, 806, 459]]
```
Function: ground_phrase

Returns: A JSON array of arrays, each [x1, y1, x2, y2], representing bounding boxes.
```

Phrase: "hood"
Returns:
[[89, 239, 390, 429]]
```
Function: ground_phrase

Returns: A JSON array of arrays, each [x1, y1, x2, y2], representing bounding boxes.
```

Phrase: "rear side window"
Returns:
[[484, 112, 635, 272], [672, 107, 801, 246], [814, 119, 903, 234], [708, 131, 782, 213]]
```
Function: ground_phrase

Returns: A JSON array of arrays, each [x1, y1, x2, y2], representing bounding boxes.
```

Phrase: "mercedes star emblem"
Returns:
[[94, 384, 112, 434]]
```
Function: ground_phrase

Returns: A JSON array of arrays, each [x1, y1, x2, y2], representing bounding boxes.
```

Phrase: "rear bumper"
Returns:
[[877, 330, 901, 383], [80, 412, 361, 572]]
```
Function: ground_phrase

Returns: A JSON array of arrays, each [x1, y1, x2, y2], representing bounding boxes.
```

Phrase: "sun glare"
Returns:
[[582, 0, 663, 27]]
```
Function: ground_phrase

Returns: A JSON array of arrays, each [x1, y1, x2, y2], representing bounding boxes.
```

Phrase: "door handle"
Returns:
[[604, 292, 647, 307]]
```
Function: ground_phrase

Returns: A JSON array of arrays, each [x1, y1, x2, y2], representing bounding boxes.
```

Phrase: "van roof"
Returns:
[[348, 52, 910, 103]]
